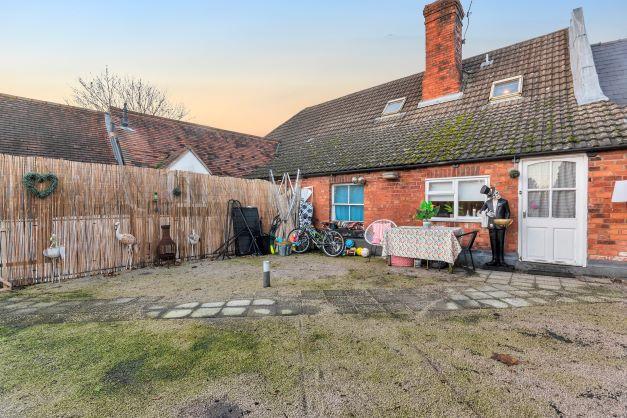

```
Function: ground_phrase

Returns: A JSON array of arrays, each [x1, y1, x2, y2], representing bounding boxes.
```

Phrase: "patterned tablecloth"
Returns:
[[381, 226, 463, 264]]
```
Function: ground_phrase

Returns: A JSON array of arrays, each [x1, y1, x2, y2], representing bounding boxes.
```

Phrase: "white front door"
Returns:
[[520, 155, 588, 266]]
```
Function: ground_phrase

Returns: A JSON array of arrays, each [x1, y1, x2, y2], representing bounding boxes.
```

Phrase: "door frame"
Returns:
[[517, 153, 588, 267]]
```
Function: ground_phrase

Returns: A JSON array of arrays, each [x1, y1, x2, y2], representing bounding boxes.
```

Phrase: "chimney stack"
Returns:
[[121, 102, 129, 128], [421, 0, 464, 104]]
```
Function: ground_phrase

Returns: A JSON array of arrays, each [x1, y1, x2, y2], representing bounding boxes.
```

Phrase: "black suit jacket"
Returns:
[[480, 198, 511, 228]]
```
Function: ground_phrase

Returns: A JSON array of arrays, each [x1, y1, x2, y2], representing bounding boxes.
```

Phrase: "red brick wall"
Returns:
[[302, 160, 518, 254], [301, 150, 627, 262], [588, 149, 627, 262], [422, 0, 464, 101]]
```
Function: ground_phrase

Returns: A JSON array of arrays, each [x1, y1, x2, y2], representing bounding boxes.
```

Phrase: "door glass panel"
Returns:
[[527, 191, 549, 217], [527, 162, 550, 189], [552, 161, 576, 188], [552, 191, 576, 218]]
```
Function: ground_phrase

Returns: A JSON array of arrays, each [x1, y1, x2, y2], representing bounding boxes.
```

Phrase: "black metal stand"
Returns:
[[214, 200, 262, 260]]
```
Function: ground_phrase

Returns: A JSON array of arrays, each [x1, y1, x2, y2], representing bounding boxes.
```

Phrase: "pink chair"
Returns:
[[364, 219, 397, 260]]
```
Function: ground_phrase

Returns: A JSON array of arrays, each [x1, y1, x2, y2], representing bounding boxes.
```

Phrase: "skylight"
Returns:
[[381, 98, 406, 115], [490, 76, 523, 100]]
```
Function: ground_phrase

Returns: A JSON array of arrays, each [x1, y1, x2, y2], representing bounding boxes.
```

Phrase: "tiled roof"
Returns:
[[0, 93, 116, 164], [110, 108, 278, 177], [261, 29, 627, 177], [592, 39, 627, 105]]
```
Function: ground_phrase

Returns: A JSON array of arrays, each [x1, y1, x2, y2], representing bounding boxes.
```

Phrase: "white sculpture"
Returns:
[[188, 229, 200, 259], [114, 222, 138, 270], [43, 234, 65, 283]]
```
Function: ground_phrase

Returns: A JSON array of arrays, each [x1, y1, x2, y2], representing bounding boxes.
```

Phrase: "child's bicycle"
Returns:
[[287, 224, 345, 257]]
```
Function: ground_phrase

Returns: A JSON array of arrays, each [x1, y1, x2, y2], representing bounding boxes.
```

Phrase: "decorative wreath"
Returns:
[[22, 172, 59, 199]]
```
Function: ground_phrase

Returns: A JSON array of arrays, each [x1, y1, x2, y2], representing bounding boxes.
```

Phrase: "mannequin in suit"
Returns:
[[479, 186, 511, 267]]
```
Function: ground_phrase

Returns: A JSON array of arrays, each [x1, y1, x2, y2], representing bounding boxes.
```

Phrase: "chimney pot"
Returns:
[[421, 0, 465, 102]]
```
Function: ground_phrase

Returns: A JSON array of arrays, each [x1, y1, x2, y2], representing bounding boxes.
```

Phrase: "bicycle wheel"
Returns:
[[321, 230, 345, 257], [287, 228, 311, 254]]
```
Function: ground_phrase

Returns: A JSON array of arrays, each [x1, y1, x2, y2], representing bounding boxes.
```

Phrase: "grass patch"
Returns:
[[0, 320, 300, 416]]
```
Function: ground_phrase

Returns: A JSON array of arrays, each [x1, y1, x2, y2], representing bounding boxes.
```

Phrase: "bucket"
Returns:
[[390, 255, 414, 267], [278, 244, 291, 256]]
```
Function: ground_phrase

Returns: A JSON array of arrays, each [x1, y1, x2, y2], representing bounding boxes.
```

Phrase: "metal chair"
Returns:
[[364, 219, 397, 260], [455, 230, 479, 272]]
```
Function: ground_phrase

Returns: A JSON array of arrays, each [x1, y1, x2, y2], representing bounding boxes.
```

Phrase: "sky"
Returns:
[[2, 0, 626, 136]]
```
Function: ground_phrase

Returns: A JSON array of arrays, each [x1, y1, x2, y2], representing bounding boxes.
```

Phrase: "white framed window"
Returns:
[[332, 184, 364, 222], [425, 176, 489, 222], [381, 98, 406, 116], [490, 76, 523, 100]]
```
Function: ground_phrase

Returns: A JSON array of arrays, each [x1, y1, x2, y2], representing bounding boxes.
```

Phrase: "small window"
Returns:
[[425, 177, 489, 221], [490, 76, 523, 100], [332, 184, 364, 222], [381, 98, 406, 115]]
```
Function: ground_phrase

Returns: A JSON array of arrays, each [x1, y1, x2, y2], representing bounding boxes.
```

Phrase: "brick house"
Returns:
[[260, 2, 627, 276], [0, 94, 277, 178]]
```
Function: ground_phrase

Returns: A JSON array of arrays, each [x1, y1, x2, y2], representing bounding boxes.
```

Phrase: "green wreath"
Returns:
[[22, 172, 59, 198]]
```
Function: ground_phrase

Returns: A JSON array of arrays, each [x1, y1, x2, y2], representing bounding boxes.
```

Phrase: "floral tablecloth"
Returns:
[[381, 226, 463, 264]]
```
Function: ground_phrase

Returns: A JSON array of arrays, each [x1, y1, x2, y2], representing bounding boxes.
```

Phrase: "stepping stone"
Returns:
[[222, 307, 247, 316], [464, 288, 478, 292], [280, 309, 296, 316], [556, 297, 577, 303], [175, 302, 199, 309], [162, 309, 192, 319], [252, 299, 275, 306], [492, 284, 516, 291], [477, 285, 498, 292], [442, 301, 460, 310], [528, 297, 548, 305], [13, 307, 38, 315], [458, 299, 481, 309], [226, 299, 251, 307], [251, 308, 272, 316], [111, 297, 135, 304], [510, 290, 531, 297], [449, 293, 469, 301], [201, 302, 225, 308], [148, 305, 166, 310], [465, 291, 491, 300], [191, 307, 221, 318], [502, 298, 530, 307], [146, 310, 162, 318], [487, 291, 511, 298], [478, 299, 509, 309], [577, 296, 602, 303]]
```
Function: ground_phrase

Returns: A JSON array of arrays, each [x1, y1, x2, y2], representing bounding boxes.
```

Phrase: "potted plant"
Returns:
[[415, 200, 439, 228]]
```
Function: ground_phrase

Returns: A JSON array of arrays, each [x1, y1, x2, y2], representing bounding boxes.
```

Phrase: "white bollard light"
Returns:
[[263, 260, 271, 288]]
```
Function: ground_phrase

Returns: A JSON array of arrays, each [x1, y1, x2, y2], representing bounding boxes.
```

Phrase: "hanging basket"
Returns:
[[509, 169, 520, 179]]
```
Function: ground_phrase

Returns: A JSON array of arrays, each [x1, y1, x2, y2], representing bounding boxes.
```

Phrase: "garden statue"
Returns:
[[479, 185, 512, 268], [188, 229, 200, 259], [43, 233, 65, 283], [114, 222, 138, 270]]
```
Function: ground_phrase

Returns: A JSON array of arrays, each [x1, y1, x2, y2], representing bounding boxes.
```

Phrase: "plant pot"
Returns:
[[423, 220, 432, 229]]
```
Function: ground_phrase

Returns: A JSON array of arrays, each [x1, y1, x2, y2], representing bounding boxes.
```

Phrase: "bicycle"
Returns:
[[287, 224, 345, 257]]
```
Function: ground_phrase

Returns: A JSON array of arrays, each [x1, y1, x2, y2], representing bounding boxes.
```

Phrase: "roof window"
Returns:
[[490, 76, 523, 100], [381, 98, 406, 115]]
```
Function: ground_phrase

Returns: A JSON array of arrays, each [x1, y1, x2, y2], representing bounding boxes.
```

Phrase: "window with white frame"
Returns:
[[381, 98, 406, 116], [332, 184, 364, 222], [425, 177, 489, 221], [490, 76, 523, 100]]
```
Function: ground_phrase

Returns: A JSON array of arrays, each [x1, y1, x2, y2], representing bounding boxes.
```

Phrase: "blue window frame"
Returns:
[[332, 184, 364, 222]]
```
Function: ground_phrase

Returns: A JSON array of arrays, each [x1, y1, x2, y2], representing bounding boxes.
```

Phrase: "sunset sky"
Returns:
[[2, 0, 626, 136]]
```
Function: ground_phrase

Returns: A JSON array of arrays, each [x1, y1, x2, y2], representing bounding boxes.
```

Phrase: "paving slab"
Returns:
[[478, 299, 509, 309], [528, 297, 548, 305], [191, 307, 221, 318], [252, 299, 275, 306], [510, 290, 532, 297], [465, 291, 491, 300], [175, 302, 200, 309], [502, 298, 530, 307], [146, 310, 162, 318], [148, 305, 167, 310], [487, 291, 512, 298], [221, 307, 247, 316], [226, 299, 251, 307], [458, 299, 481, 309], [162, 309, 193, 319], [448, 293, 470, 301], [556, 297, 577, 304], [476, 285, 498, 292], [201, 301, 225, 308]]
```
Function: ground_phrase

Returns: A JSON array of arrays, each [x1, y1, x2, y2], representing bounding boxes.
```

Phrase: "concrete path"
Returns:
[[0, 274, 624, 324]]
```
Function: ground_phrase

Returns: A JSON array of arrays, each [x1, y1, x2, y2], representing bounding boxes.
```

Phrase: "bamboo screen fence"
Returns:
[[0, 154, 285, 287]]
